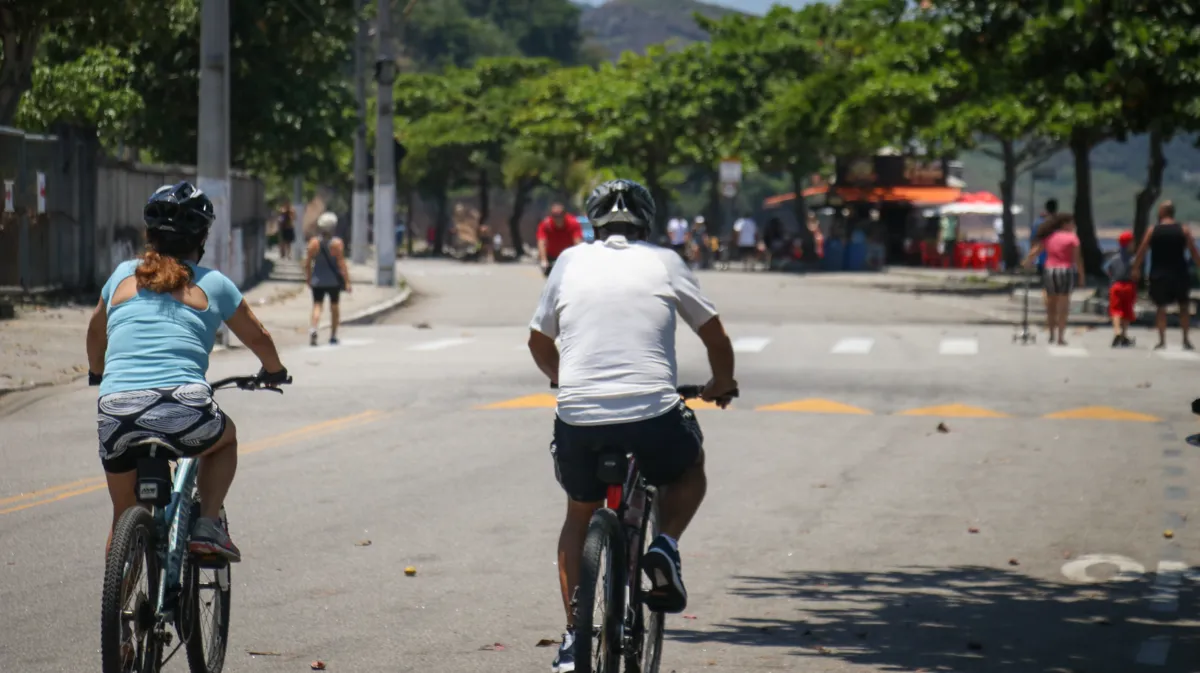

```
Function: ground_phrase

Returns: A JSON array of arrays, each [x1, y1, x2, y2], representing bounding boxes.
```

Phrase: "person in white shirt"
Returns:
[[666, 216, 690, 260], [731, 216, 759, 270], [528, 178, 737, 673]]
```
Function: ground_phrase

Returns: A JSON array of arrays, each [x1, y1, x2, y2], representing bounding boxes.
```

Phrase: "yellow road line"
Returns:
[[0, 410, 385, 517]]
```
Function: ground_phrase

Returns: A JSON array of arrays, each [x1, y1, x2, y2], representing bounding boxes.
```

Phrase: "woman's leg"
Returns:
[[1156, 307, 1168, 348], [1180, 296, 1193, 348], [197, 418, 237, 520], [1056, 294, 1070, 344]]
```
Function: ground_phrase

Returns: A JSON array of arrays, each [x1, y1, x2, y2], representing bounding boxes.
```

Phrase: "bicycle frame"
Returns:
[[604, 455, 658, 660], [154, 455, 200, 622]]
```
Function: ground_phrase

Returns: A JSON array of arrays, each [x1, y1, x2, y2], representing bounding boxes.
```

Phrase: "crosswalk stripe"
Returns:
[[1048, 346, 1089, 357], [732, 337, 771, 353], [1156, 349, 1200, 361], [409, 337, 473, 351], [831, 337, 874, 355], [939, 338, 978, 355]]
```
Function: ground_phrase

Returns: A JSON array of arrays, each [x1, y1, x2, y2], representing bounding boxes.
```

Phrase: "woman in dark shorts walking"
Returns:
[[1133, 201, 1200, 350]]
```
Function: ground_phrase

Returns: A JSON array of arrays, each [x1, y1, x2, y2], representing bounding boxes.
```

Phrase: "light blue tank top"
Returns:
[[99, 260, 244, 396]]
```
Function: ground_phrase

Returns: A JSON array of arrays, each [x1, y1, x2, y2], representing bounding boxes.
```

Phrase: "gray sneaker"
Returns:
[[189, 517, 242, 562]]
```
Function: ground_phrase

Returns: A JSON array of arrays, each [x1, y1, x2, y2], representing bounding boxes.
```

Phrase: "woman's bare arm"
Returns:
[[86, 298, 108, 374], [224, 300, 284, 372]]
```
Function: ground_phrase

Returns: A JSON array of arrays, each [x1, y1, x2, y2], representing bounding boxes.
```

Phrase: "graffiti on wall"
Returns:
[[109, 225, 142, 273]]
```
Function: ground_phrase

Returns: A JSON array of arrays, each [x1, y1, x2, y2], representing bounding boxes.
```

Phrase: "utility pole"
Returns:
[[351, 0, 369, 264], [292, 175, 306, 259], [373, 0, 396, 286], [198, 0, 231, 343]]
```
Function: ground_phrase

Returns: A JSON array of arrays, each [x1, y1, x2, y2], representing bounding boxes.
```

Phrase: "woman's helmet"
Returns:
[[143, 181, 215, 243], [586, 179, 656, 230]]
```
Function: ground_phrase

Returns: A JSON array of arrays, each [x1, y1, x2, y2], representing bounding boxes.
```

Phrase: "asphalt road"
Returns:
[[3, 258, 1200, 673]]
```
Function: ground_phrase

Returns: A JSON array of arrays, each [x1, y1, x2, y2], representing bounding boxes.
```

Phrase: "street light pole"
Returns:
[[351, 0, 369, 265], [372, 0, 396, 287], [198, 0, 231, 344]]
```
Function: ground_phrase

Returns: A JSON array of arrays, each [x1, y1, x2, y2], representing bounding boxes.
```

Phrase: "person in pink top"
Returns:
[[1023, 212, 1085, 345]]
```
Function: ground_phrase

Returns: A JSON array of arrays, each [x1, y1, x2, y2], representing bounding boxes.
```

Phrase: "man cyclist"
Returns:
[[527, 179, 737, 672], [86, 181, 289, 560], [537, 203, 584, 277]]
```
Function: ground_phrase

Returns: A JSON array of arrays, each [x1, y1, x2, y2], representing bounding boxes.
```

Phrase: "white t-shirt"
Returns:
[[666, 218, 689, 245], [733, 218, 757, 247], [530, 235, 719, 426]]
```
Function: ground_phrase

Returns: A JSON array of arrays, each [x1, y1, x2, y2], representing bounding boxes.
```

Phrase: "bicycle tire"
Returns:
[[101, 506, 162, 673], [640, 505, 664, 673], [574, 508, 625, 673], [180, 505, 231, 673]]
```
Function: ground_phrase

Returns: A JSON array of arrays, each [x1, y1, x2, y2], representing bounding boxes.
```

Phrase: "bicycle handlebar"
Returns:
[[550, 382, 739, 401], [210, 375, 293, 393]]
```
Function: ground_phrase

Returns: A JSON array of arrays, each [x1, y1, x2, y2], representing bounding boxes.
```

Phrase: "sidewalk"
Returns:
[[0, 251, 409, 395]]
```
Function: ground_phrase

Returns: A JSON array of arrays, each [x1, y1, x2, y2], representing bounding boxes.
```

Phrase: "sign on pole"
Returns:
[[719, 158, 742, 188], [3, 180, 12, 212], [721, 183, 737, 199], [36, 172, 45, 214]]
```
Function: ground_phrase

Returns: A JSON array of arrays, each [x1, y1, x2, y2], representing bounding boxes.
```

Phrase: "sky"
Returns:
[[576, 0, 817, 14]]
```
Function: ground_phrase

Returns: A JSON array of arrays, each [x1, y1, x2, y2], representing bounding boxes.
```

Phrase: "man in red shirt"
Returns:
[[536, 203, 583, 276]]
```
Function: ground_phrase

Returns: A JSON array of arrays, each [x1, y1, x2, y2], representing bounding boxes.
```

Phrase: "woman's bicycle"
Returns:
[[572, 384, 737, 673], [100, 374, 291, 673]]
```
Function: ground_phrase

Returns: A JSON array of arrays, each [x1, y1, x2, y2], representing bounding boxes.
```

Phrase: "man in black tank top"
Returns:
[[1132, 200, 1200, 349]]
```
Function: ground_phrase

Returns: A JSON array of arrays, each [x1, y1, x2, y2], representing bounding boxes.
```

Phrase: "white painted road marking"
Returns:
[[1049, 346, 1089, 357], [939, 338, 978, 356], [1149, 561, 1187, 613], [409, 337, 473, 351], [831, 338, 874, 355], [1136, 636, 1171, 666], [309, 338, 374, 352], [732, 337, 771, 353], [1060, 554, 1145, 583], [1156, 349, 1200, 361]]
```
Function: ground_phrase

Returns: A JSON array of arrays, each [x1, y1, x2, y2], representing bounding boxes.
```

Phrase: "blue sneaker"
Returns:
[[642, 535, 687, 613], [552, 628, 575, 673]]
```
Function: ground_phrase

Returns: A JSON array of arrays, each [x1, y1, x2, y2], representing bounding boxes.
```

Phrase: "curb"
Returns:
[[340, 285, 413, 327]]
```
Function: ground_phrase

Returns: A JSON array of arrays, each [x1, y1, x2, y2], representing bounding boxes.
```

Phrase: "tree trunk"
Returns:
[[508, 176, 533, 256], [478, 167, 490, 227], [0, 24, 41, 125], [646, 163, 668, 240], [404, 189, 415, 257], [790, 165, 811, 255], [999, 139, 1020, 269], [1133, 126, 1166, 244], [705, 166, 720, 235], [432, 182, 448, 257], [1070, 129, 1103, 275]]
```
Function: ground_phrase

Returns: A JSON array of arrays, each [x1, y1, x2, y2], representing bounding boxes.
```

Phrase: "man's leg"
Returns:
[[329, 291, 341, 342], [657, 451, 707, 540], [558, 499, 602, 625]]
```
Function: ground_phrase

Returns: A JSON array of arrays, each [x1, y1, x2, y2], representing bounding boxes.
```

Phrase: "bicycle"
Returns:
[[100, 374, 291, 673], [571, 384, 738, 673]]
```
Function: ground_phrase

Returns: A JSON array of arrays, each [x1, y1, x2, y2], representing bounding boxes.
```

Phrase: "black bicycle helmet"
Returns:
[[586, 179, 656, 229], [143, 181, 215, 240]]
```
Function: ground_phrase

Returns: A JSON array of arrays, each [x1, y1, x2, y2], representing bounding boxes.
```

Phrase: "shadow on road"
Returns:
[[671, 565, 1197, 672]]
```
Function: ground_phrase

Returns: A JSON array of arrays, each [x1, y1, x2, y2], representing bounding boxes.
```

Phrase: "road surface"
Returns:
[[2, 258, 1199, 672]]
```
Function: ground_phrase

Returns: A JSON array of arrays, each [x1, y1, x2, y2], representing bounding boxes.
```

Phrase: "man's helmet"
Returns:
[[586, 179, 655, 229], [143, 181, 215, 241]]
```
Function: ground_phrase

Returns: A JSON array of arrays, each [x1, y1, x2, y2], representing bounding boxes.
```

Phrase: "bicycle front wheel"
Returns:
[[638, 503, 664, 673], [574, 508, 625, 673], [101, 506, 162, 673], [180, 505, 231, 673]]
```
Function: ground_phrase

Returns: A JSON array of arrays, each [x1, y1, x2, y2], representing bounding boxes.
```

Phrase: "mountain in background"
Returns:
[[578, 0, 739, 58]]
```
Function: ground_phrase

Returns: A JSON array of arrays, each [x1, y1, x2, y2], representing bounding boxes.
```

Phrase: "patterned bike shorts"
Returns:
[[97, 384, 229, 474]]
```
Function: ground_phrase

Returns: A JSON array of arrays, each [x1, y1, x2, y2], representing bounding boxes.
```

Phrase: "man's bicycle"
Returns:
[[100, 374, 291, 673], [572, 384, 737, 673]]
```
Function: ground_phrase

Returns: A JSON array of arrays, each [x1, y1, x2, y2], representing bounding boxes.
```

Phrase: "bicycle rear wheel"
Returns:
[[101, 506, 162, 673], [637, 504, 664, 673], [574, 508, 625, 673], [180, 504, 231, 673]]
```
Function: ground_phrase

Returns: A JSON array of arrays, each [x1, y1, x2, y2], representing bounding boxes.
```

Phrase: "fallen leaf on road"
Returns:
[[404, 566, 417, 576], [479, 643, 505, 651], [535, 638, 560, 647], [967, 642, 983, 651], [246, 651, 281, 656], [968, 527, 980, 534], [1008, 558, 1019, 566], [1164, 529, 1175, 539], [414, 322, 431, 329], [355, 539, 372, 547], [707, 660, 717, 665], [815, 483, 827, 488], [311, 661, 326, 670], [936, 422, 949, 433], [1137, 381, 1152, 389], [683, 614, 698, 620]]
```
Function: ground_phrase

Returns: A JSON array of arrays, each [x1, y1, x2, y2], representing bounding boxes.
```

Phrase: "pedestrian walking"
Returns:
[[1132, 200, 1200, 350], [277, 203, 296, 260], [306, 212, 351, 346], [1023, 212, 1084, 346], [731, 216, 759, 270], [667, 216, 690, 261], [1104, 230, 1137, 348]]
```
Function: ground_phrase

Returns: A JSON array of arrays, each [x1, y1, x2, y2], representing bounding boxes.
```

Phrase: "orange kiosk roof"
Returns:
[[764, 184, 962, 208]]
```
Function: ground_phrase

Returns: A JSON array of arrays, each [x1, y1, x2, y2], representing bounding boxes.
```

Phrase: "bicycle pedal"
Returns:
[[192, 553, 229, 569]]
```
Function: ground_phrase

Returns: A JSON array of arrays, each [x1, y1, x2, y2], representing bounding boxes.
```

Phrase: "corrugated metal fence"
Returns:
[[0, 125, 267, 294]]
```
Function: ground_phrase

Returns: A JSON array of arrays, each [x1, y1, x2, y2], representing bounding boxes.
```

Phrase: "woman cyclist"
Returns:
[[86, 181, 289, 561]]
